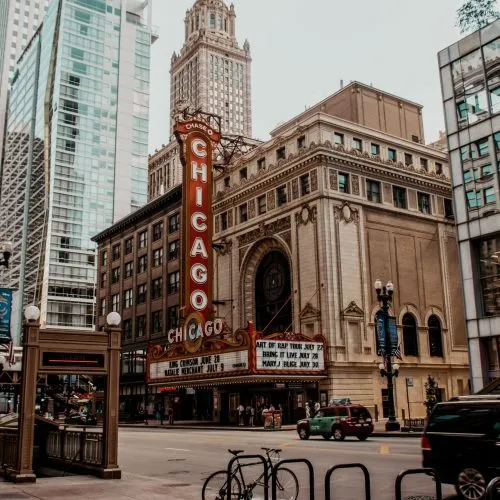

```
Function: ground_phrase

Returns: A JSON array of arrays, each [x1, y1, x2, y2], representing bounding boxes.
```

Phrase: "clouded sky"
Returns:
[[149, 0, 464, 151]]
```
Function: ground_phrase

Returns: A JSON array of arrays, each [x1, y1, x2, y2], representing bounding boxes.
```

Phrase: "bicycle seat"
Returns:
[[228, 449, 245, 456]]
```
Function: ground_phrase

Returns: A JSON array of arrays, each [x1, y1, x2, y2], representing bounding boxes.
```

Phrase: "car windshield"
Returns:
[[350, 407, 371, 419]]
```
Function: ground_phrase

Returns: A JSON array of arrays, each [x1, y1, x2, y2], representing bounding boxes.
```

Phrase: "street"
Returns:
[[118, 428, 458, 499]]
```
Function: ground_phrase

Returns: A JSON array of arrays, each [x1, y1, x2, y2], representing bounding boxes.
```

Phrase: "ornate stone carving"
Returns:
[[267, 190, 276, 210], [228, 209, 234, 228], [239, 247, 246, 266], [295, 204, 317, 226], [237, 216, 291, 247], [215, 215, 220, 233], [342, 301, 364, 318], [310, 169, 318, 191], [300, 302, 321, 320], [292, 178, 299, 199], [214, 237, 233, 256], [248, 198, 256, 219], [287, 182, 292, 202], [352, 175, 360, 196], [281, 230, 291, 250], [334, 201, 360, 225], [329, 169, 337, 190]]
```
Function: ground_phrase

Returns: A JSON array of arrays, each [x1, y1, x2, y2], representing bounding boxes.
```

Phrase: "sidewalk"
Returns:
[[119, 419, 423, 437], [0, 472, 201, 500]]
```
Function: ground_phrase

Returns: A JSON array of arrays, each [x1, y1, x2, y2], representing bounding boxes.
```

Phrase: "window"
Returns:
[[168, 271, 180, 294], [111, 264, 121, 283], [138, 255, 147, 273], [404, 153, 413, 166], [435, 162, 443, 175], [101, 251, 107, 267], [169, 213, 180, 232], [136, 315, 146, 337], [153, 222, 163, 241], [137, 284, 147, 304], [100, 298, 106, 316], [388, 148, 397, 162], [402, 314, 419, 356], [125, 238, 133, 254], [478, 235, 500, 316], [418, 192, 431, 214], [334, 132, 344, 146], [428, 315, 443, 357], [152, 277, 163, 299], [220, 212, 228, 231], [393, 186, 407, 209], [485, 187, 496, 204], [112, 244, 120, 261], [124, 261, 133, 279], [444, 198, 454, 218], [478, 137, 489, 157], [124, 289, 133, 308], [123, 319, 132, 340], [420, 158, 429, 171], [467, 189, 482, 208], [257, 158, 266, 170], [239, 167, 247, 181], [101, 272, 107, 285], [153, 248, 163, 267], [169, 240, 179, 261], [239, 204, 248, 223], [210, 13, 216, 29], [371, 143, 380, 157], [276, 146, 286, 160], [224, 176, 230, 188], [139, 231, 148, 249], [338, 173, 350, 194], [297, 136, 305, 149], [257, 195, 266, 215], [352, 138, 362, 152], [111, 294, 120, 312], [366, 180, 381, 203], [152, 311, 162, 334], [300, 174, 310, 196], [277, 185, 287, 206], [168, 306, 179, 329]]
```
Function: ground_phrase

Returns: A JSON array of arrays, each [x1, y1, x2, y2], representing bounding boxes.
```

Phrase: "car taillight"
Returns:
[[421, 435, 431, 451]]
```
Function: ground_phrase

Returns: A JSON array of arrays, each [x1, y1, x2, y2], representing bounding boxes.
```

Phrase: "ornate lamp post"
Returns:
[[374, 279, 401, 432]]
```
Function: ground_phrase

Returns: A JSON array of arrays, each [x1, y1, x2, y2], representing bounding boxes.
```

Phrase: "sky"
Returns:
[[148, 0, 465, 152]]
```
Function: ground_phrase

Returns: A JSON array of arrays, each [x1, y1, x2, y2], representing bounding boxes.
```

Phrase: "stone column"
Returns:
[[101, 325, 122, 479], [12, 318, 40, 483]]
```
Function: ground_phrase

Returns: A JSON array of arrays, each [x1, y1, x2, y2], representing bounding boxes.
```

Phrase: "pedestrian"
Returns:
[[168, 407, 174, 425], [143, 406, 149, 425], [314, 401, 320, 415], [305, 402, 311, 418], [269, 403, 275, 412], [238, 403, 245, 426], [249, 406, 255, 427], [245, 404, 252, 426]]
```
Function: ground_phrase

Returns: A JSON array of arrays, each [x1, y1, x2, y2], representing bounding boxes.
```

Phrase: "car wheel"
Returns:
[[357, 435, 368, 441], [332, 427, 345, 441], [455, 467, 487, 500], [298, 427, 309, 440], [322, 433, 331, 440]]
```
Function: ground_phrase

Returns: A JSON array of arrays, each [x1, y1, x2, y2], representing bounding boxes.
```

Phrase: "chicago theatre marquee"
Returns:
[[146, 111, 328, 424]]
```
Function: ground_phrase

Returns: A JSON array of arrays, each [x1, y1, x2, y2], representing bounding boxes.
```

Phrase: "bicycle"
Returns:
[[202, 447, 299, 500]]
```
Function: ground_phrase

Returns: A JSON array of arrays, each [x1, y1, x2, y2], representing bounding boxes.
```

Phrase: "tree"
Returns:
[[424, 376, 438, 419], [457, 0, 500, 34]]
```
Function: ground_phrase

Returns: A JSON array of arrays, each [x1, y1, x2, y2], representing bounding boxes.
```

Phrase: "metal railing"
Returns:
[[0, 430, 18, 469], [46, 428, 103, 466]]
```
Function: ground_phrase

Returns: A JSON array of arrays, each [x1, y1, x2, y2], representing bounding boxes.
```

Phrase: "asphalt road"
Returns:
[[118, 428, 458, 500]]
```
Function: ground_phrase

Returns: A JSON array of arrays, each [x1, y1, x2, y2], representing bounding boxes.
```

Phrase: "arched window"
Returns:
[[218, 14, 223, 30], [224, 18, 227, 32], [428, 315, 443, 357], [402, 313, 419, 356], [210, 13, 216, 29]]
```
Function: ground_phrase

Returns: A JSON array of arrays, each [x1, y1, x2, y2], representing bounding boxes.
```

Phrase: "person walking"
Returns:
[[168, 407, 174, 425], [249, 406, 255, 427], [238, 403, 245, 426]]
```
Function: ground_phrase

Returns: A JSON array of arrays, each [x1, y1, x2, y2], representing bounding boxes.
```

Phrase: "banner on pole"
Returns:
[[0, 289, 13, 343]]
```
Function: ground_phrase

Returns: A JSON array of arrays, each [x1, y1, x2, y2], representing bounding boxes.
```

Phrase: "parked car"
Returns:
[[65, 412, 97, 426], [422, 395, 500, 500], [297, 404, 373, 441]]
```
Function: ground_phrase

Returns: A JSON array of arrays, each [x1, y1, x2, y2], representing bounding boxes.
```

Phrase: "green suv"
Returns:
[[296, 404, 374, 441]]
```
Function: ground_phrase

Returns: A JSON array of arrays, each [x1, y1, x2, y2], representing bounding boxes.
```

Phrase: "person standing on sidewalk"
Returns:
[[249, 406, 255, 427], [238, 403, 245, 426]]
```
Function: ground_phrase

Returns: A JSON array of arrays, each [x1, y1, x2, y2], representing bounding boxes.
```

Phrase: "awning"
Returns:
[[148, 374, 327, 389]]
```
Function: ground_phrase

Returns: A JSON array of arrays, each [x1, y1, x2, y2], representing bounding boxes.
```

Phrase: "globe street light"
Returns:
[[375, 279, 401, 432], [24, 305, 41, 322]]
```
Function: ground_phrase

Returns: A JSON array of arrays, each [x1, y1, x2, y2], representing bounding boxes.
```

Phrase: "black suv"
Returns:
[[422, 395, 500, 500]]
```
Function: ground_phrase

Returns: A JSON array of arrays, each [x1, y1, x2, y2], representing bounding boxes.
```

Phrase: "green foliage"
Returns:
[[424, 376, 438, 419], [457, 0, 500, 34]]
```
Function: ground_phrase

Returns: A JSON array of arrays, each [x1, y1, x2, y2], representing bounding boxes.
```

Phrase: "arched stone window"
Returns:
[[210, 13, 216, 29], [428, 315, 443, 357], [402, 313, 419, 356]]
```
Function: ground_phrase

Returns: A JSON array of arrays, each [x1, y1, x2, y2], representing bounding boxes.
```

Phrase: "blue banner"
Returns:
[[387, 316, 398, 355], [375, 311, 386, 355], [0, 289, 12, 342]]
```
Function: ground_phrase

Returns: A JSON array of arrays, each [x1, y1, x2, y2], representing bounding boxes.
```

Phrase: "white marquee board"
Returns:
[[256, 339, 324, 371]]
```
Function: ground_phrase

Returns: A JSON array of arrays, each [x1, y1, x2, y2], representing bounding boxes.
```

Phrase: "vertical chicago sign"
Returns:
[[174, 116, 221, 352]]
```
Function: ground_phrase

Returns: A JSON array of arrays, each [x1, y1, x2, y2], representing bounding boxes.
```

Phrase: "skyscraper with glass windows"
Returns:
[[0, 0, 155, 334], [439, 19, 500, 391]]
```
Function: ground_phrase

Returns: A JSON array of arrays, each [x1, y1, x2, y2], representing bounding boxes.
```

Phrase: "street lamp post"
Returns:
[[374, 279, 401, 432]]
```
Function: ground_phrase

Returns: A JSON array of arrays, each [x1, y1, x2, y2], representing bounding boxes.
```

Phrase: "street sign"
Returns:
[[375, 311, 386, 355], [406, 377, 414, 387]]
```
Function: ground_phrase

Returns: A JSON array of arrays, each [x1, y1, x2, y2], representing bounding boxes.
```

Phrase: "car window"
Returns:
[[337, 407, 348, 417], [350, 407, 371, 419], [428, 404, 494, 434]]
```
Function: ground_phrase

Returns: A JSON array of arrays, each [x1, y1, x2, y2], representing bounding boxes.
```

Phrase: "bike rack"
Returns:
[[226, 454, 269, 500], [395, 468, 442, 500], [271, 458, 315, 500], [325, 463, 371, 500], [485, 476, 500, 500]]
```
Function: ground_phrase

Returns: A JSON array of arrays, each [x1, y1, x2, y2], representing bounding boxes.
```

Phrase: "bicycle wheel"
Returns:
[[202, 470, 242, 500], [274, 467, 299, 500]]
